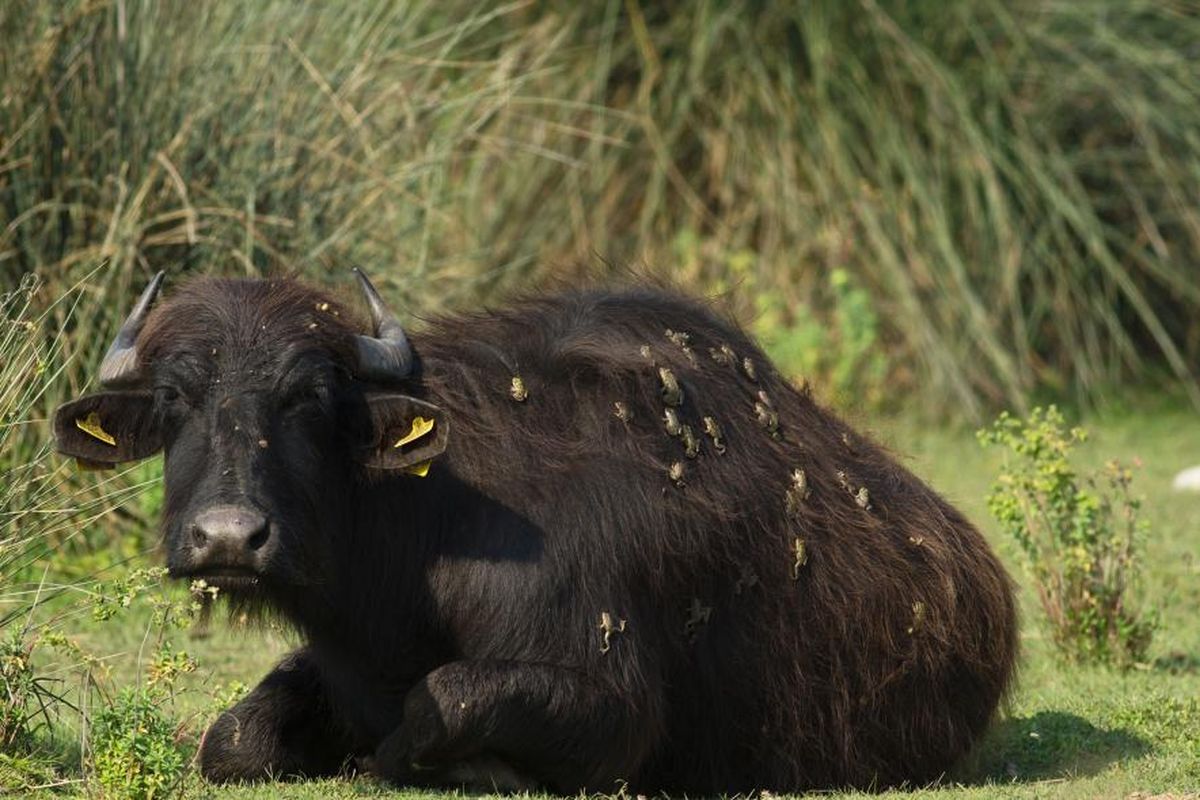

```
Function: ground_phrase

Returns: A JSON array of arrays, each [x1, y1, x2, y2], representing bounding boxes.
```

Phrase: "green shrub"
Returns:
[[89, 687, 189, 799], [83, 570, 213, 798], [0, 631, 73, 790], [1, 632, 38, 752], [978, 406, 1156, 667], [754, 267, 888, 408]]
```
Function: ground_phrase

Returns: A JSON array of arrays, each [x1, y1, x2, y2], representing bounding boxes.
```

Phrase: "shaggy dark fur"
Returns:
[[54, 276, 1018, 794]]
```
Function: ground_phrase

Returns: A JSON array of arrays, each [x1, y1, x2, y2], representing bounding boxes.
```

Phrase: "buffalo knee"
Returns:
[[199, 649, 352, 782], [371, 660, 658, 793]]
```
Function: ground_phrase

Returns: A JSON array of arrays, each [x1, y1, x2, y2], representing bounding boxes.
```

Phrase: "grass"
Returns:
[[0, 274, 146, 792], [23, 403, 1195, 799], [4, 0, 1200, 417]]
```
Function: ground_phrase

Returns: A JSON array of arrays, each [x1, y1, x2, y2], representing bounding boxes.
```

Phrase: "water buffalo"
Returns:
[[54, 271, 1018, 793]]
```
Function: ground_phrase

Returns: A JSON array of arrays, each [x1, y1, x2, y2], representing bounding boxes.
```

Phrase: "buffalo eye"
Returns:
[[279, 387, 327, 417], [154, 385, 189, 410]]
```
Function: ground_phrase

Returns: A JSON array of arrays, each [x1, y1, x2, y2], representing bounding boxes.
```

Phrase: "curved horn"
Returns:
[[353, 268, 414, 382], [98, 271, 165, 388]]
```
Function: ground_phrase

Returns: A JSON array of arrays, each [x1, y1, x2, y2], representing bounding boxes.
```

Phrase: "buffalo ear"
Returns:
[[362, 394, 449, 474], [53, 392, 163, 468]]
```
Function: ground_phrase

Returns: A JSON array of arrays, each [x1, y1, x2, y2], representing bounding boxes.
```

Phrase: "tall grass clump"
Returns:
[[1, 0, 617, 405], [4, 1, 1200, 416], [0, 274, 155, 789], [979, 406, 1155, 667], [1, 276, 76, 787], [523, 0, 1200, 414]]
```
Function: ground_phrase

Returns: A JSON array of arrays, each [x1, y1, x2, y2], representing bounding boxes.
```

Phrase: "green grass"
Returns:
[[27, 404, 1198, 799]]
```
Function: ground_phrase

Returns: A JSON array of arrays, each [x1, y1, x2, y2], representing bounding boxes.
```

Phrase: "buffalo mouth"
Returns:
[[174, 564, 262, 590]]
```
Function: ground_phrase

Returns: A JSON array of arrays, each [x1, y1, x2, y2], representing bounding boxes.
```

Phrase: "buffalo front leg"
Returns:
[[198, 648, 356, 782], [370, 660, 657, 793]]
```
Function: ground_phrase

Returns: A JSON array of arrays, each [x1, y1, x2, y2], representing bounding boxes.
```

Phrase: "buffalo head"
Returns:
[[54, 271, 448, 600]]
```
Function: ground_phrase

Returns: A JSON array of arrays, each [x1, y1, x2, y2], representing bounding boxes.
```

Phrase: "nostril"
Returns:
[[191, 525, 208, 548], [246, 525, 269, 552]]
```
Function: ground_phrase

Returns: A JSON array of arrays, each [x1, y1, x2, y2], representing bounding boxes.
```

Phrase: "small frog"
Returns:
[[702, 416, 726, 454], [710, 344, 736, 366], [907, 601, 926, 635], [510, 376, 528, 402], [663, 408, 683, 437], [664, 329, 690, 348], [784, 469, 810, 517], [791, 537, 808, 580], [668, 461, 686, 488], [659, 367, 684, 407], [598, 611, 627, 653], [754, 402, 780, 439], [682, 597, 712, 643], [741, 357, 758, 382], [665, 329, 698, 366], [854, 487, 872, 511], [681, 425, 700, 459]]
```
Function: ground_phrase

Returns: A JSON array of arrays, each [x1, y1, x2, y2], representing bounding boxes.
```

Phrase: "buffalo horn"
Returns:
[[98, 271, 165, 388], [353, 268, 414, 382]]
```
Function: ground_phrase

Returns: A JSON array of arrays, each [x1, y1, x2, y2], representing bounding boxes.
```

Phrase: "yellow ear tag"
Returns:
[[393, 416, 435, 449], [405, 460, 432, 478], [75, 412, 116, 446]]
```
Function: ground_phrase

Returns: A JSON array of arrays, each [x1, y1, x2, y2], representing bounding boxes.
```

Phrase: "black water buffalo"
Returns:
[[55, 271, 1018, 793]]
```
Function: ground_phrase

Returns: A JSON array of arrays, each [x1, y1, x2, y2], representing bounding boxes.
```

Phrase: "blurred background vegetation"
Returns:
[[2, 1, 1200, 795], [4, 0, 1200, 423]]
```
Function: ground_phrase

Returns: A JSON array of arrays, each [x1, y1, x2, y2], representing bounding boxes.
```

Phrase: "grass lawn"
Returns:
[[49, 405, 1200, 799]]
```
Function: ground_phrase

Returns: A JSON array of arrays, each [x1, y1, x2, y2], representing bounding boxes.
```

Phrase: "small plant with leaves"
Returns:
[[83, 570, 214, 799], [89, 687, 189, 800], [1, 632, 40, 754], [752, 268, 888, 407], [978, 406, 1155, 667]]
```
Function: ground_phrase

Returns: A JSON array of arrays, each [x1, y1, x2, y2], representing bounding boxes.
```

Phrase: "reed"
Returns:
[[3, 0, 1198, 418]]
